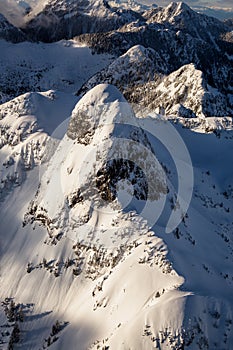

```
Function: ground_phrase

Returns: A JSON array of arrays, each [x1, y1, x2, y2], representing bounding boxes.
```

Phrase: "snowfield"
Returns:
[[0, 1, 233, 349], [0, 39, 113, 103], [0, 83, 233, 349]]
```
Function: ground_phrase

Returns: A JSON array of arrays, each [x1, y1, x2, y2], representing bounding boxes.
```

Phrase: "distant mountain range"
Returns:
[[0, 1, 233, 118]]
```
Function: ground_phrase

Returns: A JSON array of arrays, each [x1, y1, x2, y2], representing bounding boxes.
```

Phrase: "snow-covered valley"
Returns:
[[0, 39, 113, 103]]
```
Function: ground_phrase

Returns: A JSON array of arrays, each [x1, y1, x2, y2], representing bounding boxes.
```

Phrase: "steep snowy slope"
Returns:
[[27, 84, 168, 246], [0, 84, 185, 349], [0, 1, 233, 349], [0, 84, 233, 349], [0, 90, 78, 201], [0, 39, 113, 103]]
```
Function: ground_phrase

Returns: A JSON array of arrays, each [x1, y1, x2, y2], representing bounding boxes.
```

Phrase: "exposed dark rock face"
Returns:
[[67, 110, 95, 145], [96, 158, 149, 202]]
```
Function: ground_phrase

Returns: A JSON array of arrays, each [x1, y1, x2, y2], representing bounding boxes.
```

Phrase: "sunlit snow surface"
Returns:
[[0, 1, 232, 348], [0, 81, 233, 349]]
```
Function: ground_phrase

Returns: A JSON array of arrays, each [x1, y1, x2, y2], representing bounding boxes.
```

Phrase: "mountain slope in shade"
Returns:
[[21, 0, 142, 42], [0, 84, 233, 349], [224, 18, 233, 29], [193, 6, 233, 21], [0, 13, 26, 42]]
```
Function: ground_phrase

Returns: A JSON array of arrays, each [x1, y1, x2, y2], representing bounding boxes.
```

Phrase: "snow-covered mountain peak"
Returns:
[[164, 1, 193, 17], [123, 44, 153, 59], [145, 0, 229, 40], [123, 62, 233, 119], [67, 84, 134, 145], [74, 83, 127, 109], [1, 2, 233, 349], [144, 1, 195, 24], [77, 44, 162, 97], [109, 0, 153, 13], [27, 84, 167, 247], [39, 0, 109, 12], [1, 80, 233, 349]]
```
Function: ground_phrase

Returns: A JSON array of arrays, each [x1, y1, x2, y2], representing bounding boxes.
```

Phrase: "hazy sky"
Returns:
[[8, 0, 233, 10], [142, 0, 233, 10]]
